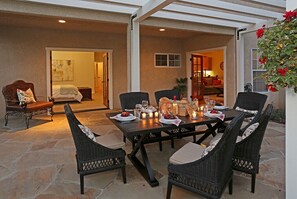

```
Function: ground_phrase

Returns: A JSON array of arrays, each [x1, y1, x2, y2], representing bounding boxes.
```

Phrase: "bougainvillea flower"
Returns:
[[277, 68, 288, 76], [267, 84, 278, 92], [259, 57, 267, 64], [283, 10, 297, 21], [256, 25, 265, 38]]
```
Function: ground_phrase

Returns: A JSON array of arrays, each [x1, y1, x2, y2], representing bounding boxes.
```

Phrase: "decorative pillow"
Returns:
[[201, 139, 219, 157], [235, 107, 258, 115], [17, 88, 36, 105], [78, 124, 96, 141], [241, 122, 259, 140]]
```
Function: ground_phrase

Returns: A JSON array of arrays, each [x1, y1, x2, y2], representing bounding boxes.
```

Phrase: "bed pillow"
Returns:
[[17, 88, 36, 105], [78, 124, 96, 141], [241, 122, 259, 140]]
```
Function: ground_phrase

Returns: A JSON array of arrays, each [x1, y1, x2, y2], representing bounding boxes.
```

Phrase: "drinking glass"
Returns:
[[142, 100, 149, 110], [135, 104, 142, 118]]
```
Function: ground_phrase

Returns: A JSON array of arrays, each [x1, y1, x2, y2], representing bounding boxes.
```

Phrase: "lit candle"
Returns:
[[142, 112, 146, 119], [200, 106, 204, 112], [192, 111, 197, 119], [154, 111, 159, 118], [148, 112, 153, 118]]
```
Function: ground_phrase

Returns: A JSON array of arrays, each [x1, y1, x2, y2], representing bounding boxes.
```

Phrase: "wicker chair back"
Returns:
[[154, 89, 180, 105], [232, 104, 273, 193], [119, 92, 150, 111]]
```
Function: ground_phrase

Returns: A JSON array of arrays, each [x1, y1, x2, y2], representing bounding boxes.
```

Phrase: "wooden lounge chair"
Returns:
[[2, 80, 54, 128]]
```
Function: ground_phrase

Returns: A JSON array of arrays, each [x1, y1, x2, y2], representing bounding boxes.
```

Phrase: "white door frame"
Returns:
[[45, 47, 114, 109], [186, 46, 227, 105]]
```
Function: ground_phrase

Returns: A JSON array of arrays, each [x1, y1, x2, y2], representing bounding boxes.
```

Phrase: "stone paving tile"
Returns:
[[0, 110, 286, 199]]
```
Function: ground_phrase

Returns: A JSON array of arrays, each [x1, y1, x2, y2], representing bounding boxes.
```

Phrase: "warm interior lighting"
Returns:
[[159, 28, 165, 32], [58, 20, 66, 23]]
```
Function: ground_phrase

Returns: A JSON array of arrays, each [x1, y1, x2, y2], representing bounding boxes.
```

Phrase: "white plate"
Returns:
[[114, 114, 136, 121], [214, 106, 227, 110], [160, 117, 179, 124], [204, 111, 223, 118]]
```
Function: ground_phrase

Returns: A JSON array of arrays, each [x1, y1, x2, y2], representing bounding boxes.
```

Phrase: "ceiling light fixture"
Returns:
[[159, 28, 165, 32], [58, 20, 66, 23]]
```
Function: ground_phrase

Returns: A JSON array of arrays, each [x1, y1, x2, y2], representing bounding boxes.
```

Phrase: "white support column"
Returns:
[[129, 19, 140, 91], [236, 29, 245, 93], [286, 1, 297, 198]]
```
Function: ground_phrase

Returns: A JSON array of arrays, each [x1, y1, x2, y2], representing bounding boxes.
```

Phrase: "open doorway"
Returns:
[[187, 47, 226, 105], [46, 48, 113, 113]]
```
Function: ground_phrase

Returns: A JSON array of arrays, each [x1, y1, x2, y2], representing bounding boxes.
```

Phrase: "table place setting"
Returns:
[[203, 110, 225, 121], [109, 112, 137, 122]]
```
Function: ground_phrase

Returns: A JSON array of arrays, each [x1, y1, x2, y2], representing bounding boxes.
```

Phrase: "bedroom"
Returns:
[[51, 50, 109, 113]]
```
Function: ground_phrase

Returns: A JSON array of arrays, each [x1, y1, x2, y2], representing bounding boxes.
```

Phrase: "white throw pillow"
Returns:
[[235, 107, 258, 115], [201, 139, 219, 157], [241, 122, 259, 140], [78, 124, 96, 141], [17, 88, 36, 105]]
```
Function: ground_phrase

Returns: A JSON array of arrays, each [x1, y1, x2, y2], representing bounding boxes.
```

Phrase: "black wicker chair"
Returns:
[[232, 104, 273, 193], [154, 89, 180, 106], [167, 113, 245, 199], [64, 104, 126, 194], [119, 92, 162, 151], [218, 92, 267, 133]]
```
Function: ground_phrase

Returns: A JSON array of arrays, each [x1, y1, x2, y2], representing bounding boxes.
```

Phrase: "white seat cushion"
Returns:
[[78, 124, 96, 142], [209, 133, 242, 145], [169, 142, 205, 164], [96, 133, 125, 149], [241, 122, 259, 140]]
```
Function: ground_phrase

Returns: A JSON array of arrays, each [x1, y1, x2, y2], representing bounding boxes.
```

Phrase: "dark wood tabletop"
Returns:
[[106, 109, 246, 137]]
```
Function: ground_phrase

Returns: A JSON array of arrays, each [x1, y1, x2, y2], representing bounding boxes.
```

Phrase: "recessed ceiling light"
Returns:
[[159, 28, 166, 32], [58, 20, 66, 23]]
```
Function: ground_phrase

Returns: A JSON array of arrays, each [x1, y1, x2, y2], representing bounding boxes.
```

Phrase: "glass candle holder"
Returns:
[[141, 112, 146, 119], [191, 111, 198, 119], [148, 112, 153, 118], [154, 111, 159, 118]]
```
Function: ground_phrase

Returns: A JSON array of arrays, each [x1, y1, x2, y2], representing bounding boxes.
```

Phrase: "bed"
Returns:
[[52, 84, 83, 102]]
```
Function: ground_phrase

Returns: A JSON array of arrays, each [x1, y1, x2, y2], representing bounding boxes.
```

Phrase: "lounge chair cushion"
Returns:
[[78, 124, 96, 141], [17, 88, 36, 104], [96, 134, 125, 149], [169, 142, 205, 164]]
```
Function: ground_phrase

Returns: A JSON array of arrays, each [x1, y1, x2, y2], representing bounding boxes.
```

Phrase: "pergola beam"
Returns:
[[180, 0, 283, 19], [249, 0, 286, 8], [133, 0, 176, 22]]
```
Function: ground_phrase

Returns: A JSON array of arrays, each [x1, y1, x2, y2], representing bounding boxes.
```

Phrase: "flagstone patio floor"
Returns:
[[0, 110, 285, 199]]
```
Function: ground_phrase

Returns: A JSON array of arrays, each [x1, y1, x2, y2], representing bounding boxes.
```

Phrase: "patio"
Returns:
[[0, 110, 285, 198]]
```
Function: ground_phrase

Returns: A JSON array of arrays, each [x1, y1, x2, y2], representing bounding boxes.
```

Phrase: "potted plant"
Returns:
[[257, 10, 297, 92], [173, 77, 187, 98]]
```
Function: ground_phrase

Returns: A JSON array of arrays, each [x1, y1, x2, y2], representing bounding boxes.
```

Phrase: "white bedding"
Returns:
[[52, 85, 83, 102]]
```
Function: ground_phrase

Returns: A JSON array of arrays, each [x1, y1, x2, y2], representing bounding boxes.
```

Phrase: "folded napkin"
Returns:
[[217, 114, 225, 121], [160, 118, 182, 126]]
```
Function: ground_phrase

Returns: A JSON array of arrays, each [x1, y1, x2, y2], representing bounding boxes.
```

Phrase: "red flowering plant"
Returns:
[[257, 10, 297, 93]]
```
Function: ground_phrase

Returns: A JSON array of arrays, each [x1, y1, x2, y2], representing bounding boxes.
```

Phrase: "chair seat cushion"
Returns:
[[169, 142, 205, 164], [96, 134, 125, 149]]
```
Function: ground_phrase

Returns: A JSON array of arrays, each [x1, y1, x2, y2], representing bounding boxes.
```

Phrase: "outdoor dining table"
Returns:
[[106, 109, 250, 187]]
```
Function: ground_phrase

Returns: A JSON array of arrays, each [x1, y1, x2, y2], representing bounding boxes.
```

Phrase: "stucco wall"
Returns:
[[140, 36, 186, 105], [0, 25, 127, 116]]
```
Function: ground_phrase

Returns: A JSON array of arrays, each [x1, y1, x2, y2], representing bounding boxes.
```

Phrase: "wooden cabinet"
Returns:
[[78, 87, 92, 101]]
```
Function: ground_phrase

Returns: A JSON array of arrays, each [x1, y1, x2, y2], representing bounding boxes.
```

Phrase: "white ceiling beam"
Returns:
[[164, 3, 266, 24], [180, 0, 283, 19], [102, 0, 147, 6], [249, 0, 286, 8], [133, 0, 176, 22], [152, 11, 249, 28], [22, 0, 136, 14]]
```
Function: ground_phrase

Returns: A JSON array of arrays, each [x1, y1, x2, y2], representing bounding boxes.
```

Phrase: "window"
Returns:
[[155, 53, 181, 67], [251, 48, 267, 92]]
